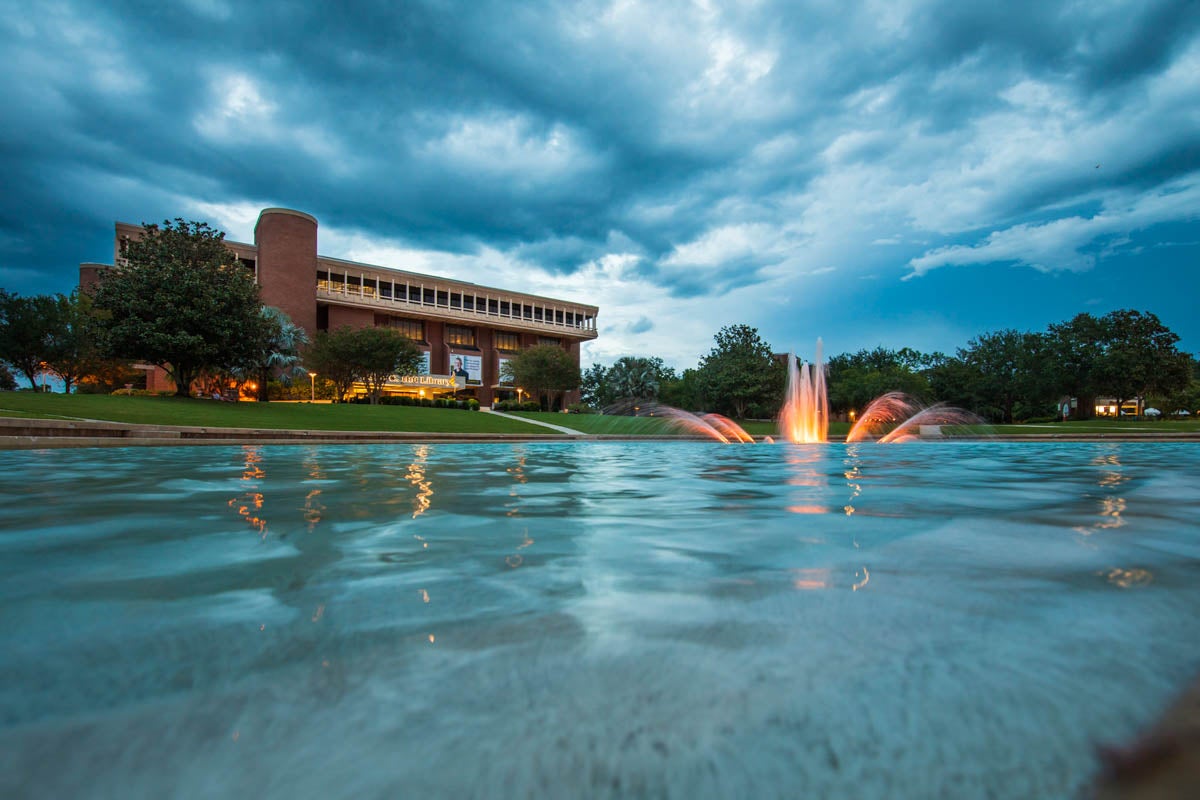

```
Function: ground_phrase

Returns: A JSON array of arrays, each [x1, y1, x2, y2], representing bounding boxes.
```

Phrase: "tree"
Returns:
[[0, 362, 15, 391], [1046, 313, 1106, 419], [607, 356, 675, 404], [92, 219, 265, 396], [304, 328, 360, 402], [242, 306, 309, 402], [660, 367, 704, 411], [579, 363, 610, 409], [826, 347, 932, 417], [956, 330, 1055, 423], [500, 344, 580, 410], [0, 290, 60, 389], [43, 290, 105, 394], [696, 324, 782, 419], [1092, 310, 1191, 413], [303, 326, 423, 404], [347, 326, 423, 404]]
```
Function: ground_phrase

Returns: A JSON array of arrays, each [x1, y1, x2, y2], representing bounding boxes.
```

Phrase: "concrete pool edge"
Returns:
[[2, 416, 1200, 449]]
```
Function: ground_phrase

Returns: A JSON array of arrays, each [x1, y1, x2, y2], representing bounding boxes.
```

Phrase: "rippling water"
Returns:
[[1, 441, 1198, 798]]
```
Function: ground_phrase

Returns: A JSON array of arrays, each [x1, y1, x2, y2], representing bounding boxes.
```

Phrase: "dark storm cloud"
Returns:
[[1, 0, 1198, 346]]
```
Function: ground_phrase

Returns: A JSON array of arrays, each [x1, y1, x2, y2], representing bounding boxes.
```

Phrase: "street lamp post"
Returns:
[[310, 371, 317, 402]]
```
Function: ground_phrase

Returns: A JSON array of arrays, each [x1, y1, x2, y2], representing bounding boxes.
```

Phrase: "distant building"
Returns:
[[80, 208, 599, 405]]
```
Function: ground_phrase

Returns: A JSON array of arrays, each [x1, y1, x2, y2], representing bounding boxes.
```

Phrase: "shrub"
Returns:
[[566, 402, 595, 414], [467, 399, 480, 411]]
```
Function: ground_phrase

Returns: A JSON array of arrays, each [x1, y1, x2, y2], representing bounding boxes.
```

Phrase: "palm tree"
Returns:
[[608, 356, 661, 403], [240, 306, 309, 402]]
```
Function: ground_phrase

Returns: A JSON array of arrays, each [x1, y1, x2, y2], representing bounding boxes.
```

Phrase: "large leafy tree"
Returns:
[[579, 363, 610, 409], [304, 328, 360, 402], [826, 347, 933, 416], [43, 290, 105, 394], [500, 344, 580, 410], [955, 330, 1056, 423], [92, 219, 265, 397], [304, 326, 423, 404], [347, 326, 424, 404], [1045, 313, 1107, 419], [1092, 309, 1191, 413], [696, 324, 781, 419], [1045, 310, 1190, 418], [0, 290, 61, 389]]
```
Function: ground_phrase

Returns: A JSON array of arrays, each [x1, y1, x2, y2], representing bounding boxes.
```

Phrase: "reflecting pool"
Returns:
[[2, 441, 1199, 798]]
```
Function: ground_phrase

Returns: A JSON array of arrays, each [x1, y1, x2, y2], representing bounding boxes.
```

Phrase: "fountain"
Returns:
[[846, 391, 985, 443], [608, 401, 756, 443], [779, 340, 828, 443], [608, 339, 979, 444]]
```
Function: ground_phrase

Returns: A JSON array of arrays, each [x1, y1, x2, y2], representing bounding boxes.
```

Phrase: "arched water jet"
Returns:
[[847, 392, 985, 443]]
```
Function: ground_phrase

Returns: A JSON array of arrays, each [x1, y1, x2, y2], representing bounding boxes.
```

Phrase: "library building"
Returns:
[[80, 208, 600, 406]]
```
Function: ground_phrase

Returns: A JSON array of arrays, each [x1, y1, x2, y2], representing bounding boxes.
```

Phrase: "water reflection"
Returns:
[[784, 446, 831, 515], [228, 445, 267, 537], [406, 445, 433, 520], [505, 448, 534, 568], [843, 447, 864, 553], [1105, 567, 1153, 588], [1076, 451, 1128, 535], [302, 449, 325, 532]]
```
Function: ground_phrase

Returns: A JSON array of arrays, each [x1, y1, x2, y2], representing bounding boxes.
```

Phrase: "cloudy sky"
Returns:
[[2, 0, 1198, 369]]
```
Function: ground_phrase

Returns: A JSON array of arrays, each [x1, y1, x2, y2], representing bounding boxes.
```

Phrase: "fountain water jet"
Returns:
[[605, 401, 754, 443], [778, 340, 828, 443], [846, 391, 985, 443]]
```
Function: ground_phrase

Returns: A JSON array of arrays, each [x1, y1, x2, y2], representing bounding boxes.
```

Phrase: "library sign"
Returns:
[[386, 374, 464, 390]]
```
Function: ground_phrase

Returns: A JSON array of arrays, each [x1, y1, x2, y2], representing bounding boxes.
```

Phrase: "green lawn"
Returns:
[[4, 392, 1196, 437], [0, 392, 553, 434]]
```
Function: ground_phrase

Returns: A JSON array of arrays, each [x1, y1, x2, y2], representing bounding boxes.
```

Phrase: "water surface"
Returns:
[[1, 441, 1198, 798]]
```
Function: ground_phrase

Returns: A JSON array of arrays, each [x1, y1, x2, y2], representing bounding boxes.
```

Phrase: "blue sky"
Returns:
[[1, 0, 1197, 370]]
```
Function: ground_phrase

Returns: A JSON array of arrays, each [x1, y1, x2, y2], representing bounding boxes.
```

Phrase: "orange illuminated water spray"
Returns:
[[779, 339, 828, 443]]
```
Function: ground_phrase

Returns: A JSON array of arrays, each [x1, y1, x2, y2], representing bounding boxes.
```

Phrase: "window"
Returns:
[[447, 325, 476, 347], [538, 336, 560, 347], [495, 332, 521, 351], [389, 318, 425, 341]]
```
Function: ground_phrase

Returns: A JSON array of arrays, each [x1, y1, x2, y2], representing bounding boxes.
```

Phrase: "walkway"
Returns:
[[482, 408, 585, 435]]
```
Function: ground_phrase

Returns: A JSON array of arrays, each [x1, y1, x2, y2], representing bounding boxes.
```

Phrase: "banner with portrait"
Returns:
[[450, 352, 482, 386]]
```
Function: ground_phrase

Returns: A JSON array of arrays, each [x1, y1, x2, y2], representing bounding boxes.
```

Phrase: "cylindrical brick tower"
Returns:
[[254, 208, 319, 336], [78, 263, 111, 293]]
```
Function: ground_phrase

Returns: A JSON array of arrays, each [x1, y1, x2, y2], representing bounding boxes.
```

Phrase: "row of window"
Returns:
[[317, 271, 595, 329], [377, 317, 556, 350]]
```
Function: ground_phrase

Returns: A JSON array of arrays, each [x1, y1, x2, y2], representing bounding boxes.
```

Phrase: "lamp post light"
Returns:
[[309, 371, 317, 402]]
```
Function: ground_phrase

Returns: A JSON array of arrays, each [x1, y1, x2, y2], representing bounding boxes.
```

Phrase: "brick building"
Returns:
[[80, 208, 599, 405]]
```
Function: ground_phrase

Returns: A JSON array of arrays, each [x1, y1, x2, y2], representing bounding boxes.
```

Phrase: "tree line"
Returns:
[[582, 315, 1197, 422]]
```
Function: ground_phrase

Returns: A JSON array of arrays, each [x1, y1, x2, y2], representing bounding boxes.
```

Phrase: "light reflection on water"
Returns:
[[1, 441, 1199, 799]]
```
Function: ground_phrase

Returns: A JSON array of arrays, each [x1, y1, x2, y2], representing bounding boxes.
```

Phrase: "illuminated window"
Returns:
[[447, 325, 475, 346], [495, 332, 521, 351], [389, 318, 425, 341]]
